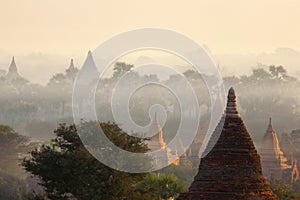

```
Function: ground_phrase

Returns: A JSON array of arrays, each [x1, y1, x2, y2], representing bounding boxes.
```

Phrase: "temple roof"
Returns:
[[69, 58, 75, 69], [177, 87, 278, 200], [77, 51, 99, 84], [261, 118, 280, 153], [148, 112, 166, 150], [6, 56, 21, 78], [260, 117, 289, 169], [66, 58, 78, 77]]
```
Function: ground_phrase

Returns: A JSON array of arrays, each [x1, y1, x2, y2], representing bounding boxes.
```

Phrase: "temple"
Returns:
[[65, 58, 78, 78], [147, 113, 186, 166], [77, 51, 99, 84], [6, 56, 22, 80], [177, 87, 278, 200], [148, 112, 166, 151], [260, 118, 299, 183]]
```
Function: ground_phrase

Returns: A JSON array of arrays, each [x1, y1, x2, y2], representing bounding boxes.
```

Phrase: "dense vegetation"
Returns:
[[22, 122, 186, 200], [1, 62, 300, 199]]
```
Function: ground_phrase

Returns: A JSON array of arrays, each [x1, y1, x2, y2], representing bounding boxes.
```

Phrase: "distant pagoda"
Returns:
[[76, 51, 99, 86], [65, 58, 78, 80], [148, 112, 166, 151], [260, 118, 299, 183], [177, 87, 278, 200], [6, 56, 22, 80], [147, 112, 179, 166]]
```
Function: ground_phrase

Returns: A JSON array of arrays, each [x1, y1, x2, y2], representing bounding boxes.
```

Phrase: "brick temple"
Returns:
[[177, 87, 278, 200], [260, 118, 299, 183], [147, 112, 180, 166]]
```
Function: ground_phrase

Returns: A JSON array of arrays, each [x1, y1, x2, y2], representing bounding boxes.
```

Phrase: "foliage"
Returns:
[[269, 65, 287, 79], [113, 62, 134, 78], [133, 173, 186, 200], [23, 122, 151, 200], [270, 180, 300, 200], [158, 164, 197, 186]]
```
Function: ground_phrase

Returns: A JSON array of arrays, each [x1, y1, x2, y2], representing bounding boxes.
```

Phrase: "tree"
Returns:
[[183, 70, 201, 81], [113, 62, 134, 78], [269, 65, 287, 79], [23, 122, 151, 200], [251, 68, 272, 81], [133, 173, 186, 200]]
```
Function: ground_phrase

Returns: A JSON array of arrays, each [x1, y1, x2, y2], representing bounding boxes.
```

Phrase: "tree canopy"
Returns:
[[22, 122, 151, 200]]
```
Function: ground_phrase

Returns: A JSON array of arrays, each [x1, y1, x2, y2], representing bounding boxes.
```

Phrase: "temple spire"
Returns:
[[8, 56, 18, 74], [65, 58, 78, 79], [260, 117, 297, 182], [6, 56, 21, 79], [69, 58, 74, 69], [177, 87, 279, 200], [148, 112, 166, 150], [77, 50, 99, 83], [268, 117, 274, 132], [82, 50, 98, 73], [225, 87, 240, 117]]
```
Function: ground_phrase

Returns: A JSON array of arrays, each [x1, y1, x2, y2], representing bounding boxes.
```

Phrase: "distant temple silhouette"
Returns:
[[6, 56, 23, 81], [65, 58, 78, 79], [147, 112, 194, 167], [260, 118, 299, 183], [177, 88, 278, 200]]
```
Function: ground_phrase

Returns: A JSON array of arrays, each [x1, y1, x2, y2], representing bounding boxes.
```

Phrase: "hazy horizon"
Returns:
[[1, 47, 300, 84]]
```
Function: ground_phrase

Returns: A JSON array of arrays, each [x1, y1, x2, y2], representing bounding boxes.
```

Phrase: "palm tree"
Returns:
[[133, 173, 186, 200]]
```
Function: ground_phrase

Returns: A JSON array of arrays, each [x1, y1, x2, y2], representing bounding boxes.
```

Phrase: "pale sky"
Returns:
[[0, 0, 300, 84], [1, 0, 300, 55]]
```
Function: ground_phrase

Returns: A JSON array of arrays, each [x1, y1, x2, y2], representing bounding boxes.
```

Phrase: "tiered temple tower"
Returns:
[[6, 56, 22, 80], [74, 51, 99, 119], [177, 87, 278, 200], [65, 58, 78, 80], [260, 118, 299, 182], [147, 113, 179, 166], [148, 112, 166, 151]]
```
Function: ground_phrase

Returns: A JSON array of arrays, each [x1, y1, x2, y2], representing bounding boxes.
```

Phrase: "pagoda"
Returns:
[[177, 87, 278, 200], [147, 113, 179, 166], [65, 58, 78, 80], [6, 56, 22, 80], [260, 118, 299, 182], [148, 112, 166, 151]]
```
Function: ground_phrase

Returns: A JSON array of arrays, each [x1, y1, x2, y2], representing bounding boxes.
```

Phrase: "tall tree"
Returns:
[[113, 62, 134, 78], [269, 65, 287, 79], [23, 122, 151, 200]]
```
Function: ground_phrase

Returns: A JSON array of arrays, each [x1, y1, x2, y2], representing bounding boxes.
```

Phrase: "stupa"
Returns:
[[148, 112, 166, 151], [147, 113, 179, 166], [177, 87, 278, 200], [65, 58, 78, 79], [6, 56, 22, 80], [260, 118, 299, 183], [77, 51, 99, 84]]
